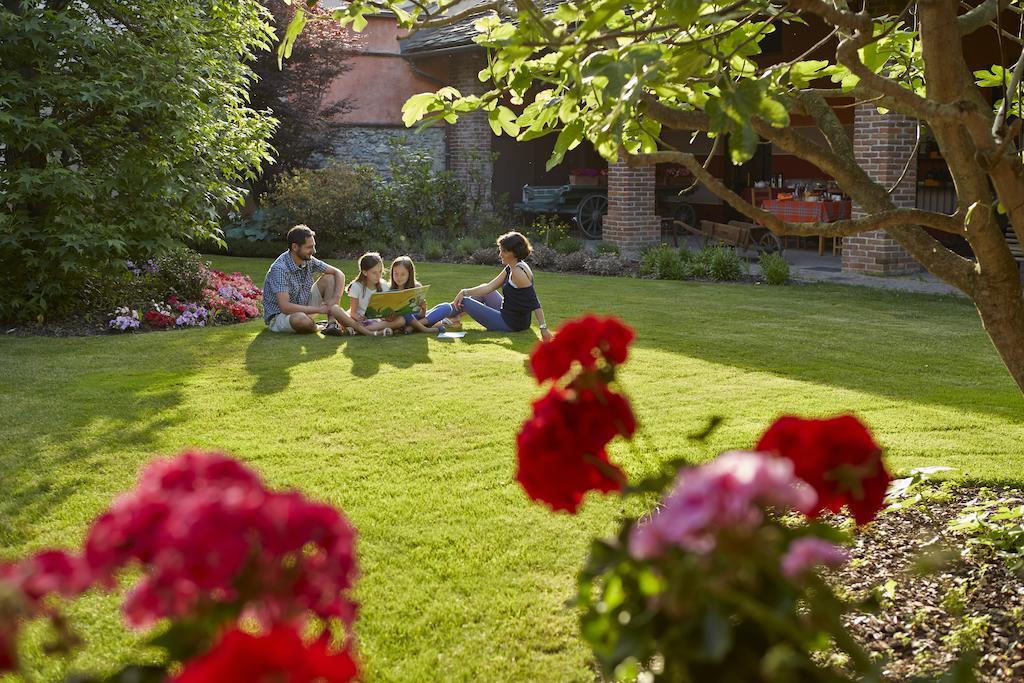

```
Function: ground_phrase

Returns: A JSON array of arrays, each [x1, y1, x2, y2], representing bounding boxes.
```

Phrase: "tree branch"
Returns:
[[625, 149, 962, 236], [959, 0, 1009, 35], [403, 0, 515, 36]]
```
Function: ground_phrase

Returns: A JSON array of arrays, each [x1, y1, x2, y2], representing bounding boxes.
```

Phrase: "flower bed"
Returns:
[[107, 263, 262, 333]]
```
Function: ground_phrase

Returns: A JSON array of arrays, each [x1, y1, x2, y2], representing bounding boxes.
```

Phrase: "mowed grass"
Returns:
[[1, 255, 1022, 682]]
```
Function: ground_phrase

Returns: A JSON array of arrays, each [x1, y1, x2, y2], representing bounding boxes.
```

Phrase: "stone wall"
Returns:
[[843, 105, 921, 275], [319, 125, 447, 177]]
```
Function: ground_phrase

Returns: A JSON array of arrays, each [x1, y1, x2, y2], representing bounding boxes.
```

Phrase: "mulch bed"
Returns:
[[3, 316, 108, 338], [838, 487, 1024, 681]]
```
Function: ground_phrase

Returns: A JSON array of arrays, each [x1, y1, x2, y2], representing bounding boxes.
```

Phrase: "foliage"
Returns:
[[594, 241, 621, 256], [454, 237, 483, 259], [379, 138, 467, 244], [640, 244, 685, 280], [515, 314, 943, 682], [949, 490, 1024, 572], [0, 451, 359, 681], [704, 244, 745, 281], [422, 238, 446, 261], [223, 209, 279, 244], [248, 0, 357, 195], [527, 215, 574, 248], [760, 251, 791, 285], [0, 0, 276, 324], [583, 254, 629, 276], [470, 248, 502, 266], [268, 162, 384, 254], [528, 244, 559, 270], [555, 250, 590, 272]]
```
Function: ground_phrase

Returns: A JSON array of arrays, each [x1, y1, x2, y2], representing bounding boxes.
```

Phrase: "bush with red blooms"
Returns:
[[518, 315, 969, 682], [517, 315, 637, 512], [0, 451, 359, 682]]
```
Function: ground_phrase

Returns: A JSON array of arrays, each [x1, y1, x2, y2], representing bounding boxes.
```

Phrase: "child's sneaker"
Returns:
[[440, 317, 462, 331]]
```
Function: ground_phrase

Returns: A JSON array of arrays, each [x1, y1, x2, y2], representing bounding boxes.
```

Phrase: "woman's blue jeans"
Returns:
[[425, 290, 512, 331]]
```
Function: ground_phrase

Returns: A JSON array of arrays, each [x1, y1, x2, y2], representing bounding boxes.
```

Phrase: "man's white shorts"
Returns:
[[267, 282, 323, 333]]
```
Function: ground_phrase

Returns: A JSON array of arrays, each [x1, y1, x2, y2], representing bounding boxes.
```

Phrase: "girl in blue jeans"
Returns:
[[425, 231, 554, 341]]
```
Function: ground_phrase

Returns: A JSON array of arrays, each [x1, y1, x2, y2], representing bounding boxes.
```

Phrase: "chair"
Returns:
[[750, 186, 773, 207], [832, 236, 843, 256]]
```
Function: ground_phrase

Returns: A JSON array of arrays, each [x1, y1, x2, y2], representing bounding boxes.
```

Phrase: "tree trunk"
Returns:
[[973, 272, 1024, 394]]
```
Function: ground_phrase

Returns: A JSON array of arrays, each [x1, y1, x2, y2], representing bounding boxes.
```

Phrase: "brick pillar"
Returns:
[[448, 51, 492, 219], [842, 105, 921, 275], [602, 159, 660, 253]]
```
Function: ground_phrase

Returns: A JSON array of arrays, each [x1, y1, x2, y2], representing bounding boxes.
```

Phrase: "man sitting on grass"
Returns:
[[262, 225, 371, 336]]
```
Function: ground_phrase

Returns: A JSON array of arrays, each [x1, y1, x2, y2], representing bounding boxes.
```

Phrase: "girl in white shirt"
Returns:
[[346, 252, 403, 336]]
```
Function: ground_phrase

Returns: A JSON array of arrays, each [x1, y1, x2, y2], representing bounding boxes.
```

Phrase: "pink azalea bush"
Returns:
[[0, 451, 359, 681]]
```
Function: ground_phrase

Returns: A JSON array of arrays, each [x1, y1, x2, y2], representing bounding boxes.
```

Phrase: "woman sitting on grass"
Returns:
[[425, 231, 553, 341]]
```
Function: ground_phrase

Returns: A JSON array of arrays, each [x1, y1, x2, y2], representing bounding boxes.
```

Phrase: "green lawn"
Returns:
[[2, 255, 1022, 682]]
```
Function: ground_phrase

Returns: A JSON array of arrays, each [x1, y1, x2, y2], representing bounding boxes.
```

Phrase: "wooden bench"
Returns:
[[1004, 224, 1024, 263]]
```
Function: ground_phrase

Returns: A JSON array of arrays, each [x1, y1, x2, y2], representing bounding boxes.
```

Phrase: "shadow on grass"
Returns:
[[244, 329, 341, 394], [0, 328, 223, 548], [342, 331, 432, 378], [591, 281, 1024, 417]]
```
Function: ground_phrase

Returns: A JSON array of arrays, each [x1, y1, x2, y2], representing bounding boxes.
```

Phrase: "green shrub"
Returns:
[[594, 241, 621, 256], [79, 246, 210, 315], [640, 244, 685, 280], [423, 238, 445, 261], [552, 236, 584, 254], [528, 215, 573, 247], [223, 208, 277, 244], [455, 237, 482, 259], [154, 246, 210, 302], [707, 245, 744, 281], [759, 252, 790, 285], [380, 138, 467, 243], [268, 162, 384, 255]]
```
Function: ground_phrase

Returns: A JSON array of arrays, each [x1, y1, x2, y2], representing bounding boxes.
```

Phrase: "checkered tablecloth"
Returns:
[[761, 200, 852, 222]]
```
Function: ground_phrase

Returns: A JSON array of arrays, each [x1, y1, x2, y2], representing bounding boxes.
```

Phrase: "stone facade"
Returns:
[[602, 160, 660, 253], [843, 105, 921, 275], [447, 51, 493, 217], [320, 125, 446, 177]]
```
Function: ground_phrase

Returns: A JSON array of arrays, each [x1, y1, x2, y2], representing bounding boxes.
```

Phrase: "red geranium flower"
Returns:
[[515, 385, 633, 513], [755, 415, 890, 524], [174, 625, 358, 683], [530, 315, 635, 383]]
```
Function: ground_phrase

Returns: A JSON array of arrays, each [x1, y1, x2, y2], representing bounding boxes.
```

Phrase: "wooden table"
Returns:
[[760, 199, 853, 255]]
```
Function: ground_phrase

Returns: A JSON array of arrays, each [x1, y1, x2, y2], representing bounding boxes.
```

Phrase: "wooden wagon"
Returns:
[[513, 184, 697, 239], [666, 219, 786, 254]]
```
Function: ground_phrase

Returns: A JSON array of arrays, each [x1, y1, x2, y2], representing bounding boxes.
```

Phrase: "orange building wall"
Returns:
[[324, 16, 450, 125]]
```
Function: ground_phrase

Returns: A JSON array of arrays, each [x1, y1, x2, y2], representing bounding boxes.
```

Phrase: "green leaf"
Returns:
[[546, 119, 584, 171], [402, 93, 439, 127], [277, 8, 307, 67], [788, 60, 830, 88], [665, 0, 702, 27]]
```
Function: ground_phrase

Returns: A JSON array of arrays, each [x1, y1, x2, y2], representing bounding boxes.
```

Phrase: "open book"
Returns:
[[364, 285, 430, 319]]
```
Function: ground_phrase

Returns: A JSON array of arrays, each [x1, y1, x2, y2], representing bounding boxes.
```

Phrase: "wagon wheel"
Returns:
[[575, 194, 607, 239], [757, 231, 785, 254], [674, 201, 697, 228]]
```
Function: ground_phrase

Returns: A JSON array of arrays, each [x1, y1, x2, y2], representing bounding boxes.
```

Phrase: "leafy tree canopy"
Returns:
[[0, 0, 276, 322]]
